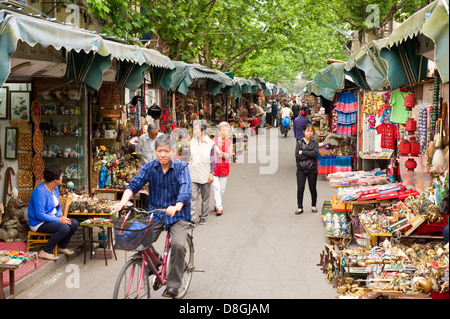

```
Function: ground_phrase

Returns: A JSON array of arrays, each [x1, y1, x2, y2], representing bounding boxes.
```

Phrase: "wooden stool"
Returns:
[[26, 232, 58, 255]]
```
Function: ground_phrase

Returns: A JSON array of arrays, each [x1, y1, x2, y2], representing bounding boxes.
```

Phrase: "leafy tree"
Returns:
[[71, 0, 428, 87]]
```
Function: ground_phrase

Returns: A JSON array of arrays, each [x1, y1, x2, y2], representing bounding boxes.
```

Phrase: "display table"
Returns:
[[80, 221, 117, 266], [92, 188, 147, 208], [0, 251, 37, 299]]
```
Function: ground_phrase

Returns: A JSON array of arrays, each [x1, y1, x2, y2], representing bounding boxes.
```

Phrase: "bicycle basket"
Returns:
[[113, 216, 153, 251]]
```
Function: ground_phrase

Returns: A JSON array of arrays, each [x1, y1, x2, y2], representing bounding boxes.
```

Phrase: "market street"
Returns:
[[17, 128, 336, 299]]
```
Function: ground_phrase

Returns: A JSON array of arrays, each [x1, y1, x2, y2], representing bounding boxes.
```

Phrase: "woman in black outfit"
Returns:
[[295, 123, 319, 215]]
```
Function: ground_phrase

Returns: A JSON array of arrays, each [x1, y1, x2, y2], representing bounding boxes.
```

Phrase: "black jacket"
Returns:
[[295, 138, 319, 172]]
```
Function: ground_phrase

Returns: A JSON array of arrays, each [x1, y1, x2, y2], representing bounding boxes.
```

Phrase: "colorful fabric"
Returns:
[[335, 92, 358, 113]]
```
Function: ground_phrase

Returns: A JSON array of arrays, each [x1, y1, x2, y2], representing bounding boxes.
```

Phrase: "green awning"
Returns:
[[344, 42, 389, 91], [164, 61, 233, 95], [377, 37, 428, 89], [383, 0, 449, 82], [0, 10, 175, 90], [310, 62, 345, 100]]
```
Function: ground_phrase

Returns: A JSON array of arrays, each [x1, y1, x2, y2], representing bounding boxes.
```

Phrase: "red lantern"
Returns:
[[406, 118, 417, 133], [404, 93, 416, 110], [399, 139, 411, 155], [409, 136, 420, 155], [405, 158, 417, 172]]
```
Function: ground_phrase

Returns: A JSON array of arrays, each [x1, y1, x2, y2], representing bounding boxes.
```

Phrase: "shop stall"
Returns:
[[315, 0, 449, 299]]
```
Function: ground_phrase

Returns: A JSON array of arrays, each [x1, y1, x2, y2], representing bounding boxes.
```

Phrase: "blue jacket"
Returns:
[[293, 115, 310, 140], [27, 183, 63, 227]]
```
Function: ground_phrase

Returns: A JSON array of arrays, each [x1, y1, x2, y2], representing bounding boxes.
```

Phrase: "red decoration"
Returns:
[[399, 139, 411, 155], [405, 158, 417, 172], [404, 93, 416, 110], [405, 118, 417, 133], [409, 136, 420, 155]]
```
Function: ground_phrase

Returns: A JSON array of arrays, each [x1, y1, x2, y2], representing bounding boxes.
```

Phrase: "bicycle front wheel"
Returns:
[[113, 255, 150, 299], [173, 234, 195, 299]]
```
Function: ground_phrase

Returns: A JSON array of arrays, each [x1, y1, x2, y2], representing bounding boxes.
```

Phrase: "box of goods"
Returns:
[[331, 195, 346, 212], [376, 191, 398, 201]]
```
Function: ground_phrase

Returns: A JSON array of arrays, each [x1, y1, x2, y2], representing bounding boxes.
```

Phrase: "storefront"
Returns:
[[0, 9, 175, 216], [313, 0, 449, 299]]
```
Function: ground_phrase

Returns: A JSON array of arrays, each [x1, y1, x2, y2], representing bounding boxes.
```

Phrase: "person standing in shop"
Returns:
[[255, 104, 266, 134], [295, 124, 319, 215], [211, 122, 233, 216], [188, 120, 217, 225]]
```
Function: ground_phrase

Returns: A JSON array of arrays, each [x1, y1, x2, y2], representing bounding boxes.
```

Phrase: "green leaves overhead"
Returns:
[[80, 0, 429, 88]]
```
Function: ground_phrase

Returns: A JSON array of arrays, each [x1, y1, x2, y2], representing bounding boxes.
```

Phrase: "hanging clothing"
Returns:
[[375, 123, 398, 149], [335, 92, 357, 137], [389, 89, 411, 124]]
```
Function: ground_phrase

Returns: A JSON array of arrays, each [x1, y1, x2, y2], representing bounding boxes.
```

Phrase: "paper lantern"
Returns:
[[405, 158, 417, 172], [405, 118, 417, 133], [404, 93, 416, 110], [399, 139, 411, 155], [409, 136, 420, 155]]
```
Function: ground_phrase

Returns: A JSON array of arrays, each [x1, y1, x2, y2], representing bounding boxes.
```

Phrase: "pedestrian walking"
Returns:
[[271, 100, 279, 127], [266, 100, 272, 128], [292, 100, 299, 119], [212, 122, 233, 216], [293, 106, 311, 140], [113, 135, 192, 298], [295, 124, 319, 215], [189, 120, 217, 225]]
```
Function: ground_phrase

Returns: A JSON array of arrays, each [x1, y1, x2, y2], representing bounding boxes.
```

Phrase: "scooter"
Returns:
[[280, 116, 290, 138]]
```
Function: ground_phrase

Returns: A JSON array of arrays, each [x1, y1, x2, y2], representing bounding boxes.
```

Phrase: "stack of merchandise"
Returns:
[[337, 182, 419, 202], [327, 169, 388, 187]]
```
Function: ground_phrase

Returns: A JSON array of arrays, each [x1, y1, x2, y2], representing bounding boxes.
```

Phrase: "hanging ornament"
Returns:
[[405, 158, 417, 172], [134, 99, 142, 134], [405, 118, 417, 134], [409, 136, 420, 156], [399, 139, 411, 155], [404, 93, 416, 111]]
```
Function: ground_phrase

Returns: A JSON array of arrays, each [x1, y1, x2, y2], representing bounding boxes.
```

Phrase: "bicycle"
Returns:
[[112, 206, 195, 299]]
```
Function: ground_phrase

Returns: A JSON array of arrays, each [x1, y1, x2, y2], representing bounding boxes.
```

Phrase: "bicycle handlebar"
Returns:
[[118, 206, 167, 215]]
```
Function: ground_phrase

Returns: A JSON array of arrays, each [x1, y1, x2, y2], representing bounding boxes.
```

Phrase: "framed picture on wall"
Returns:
[[10, 91, 30, 122], [5, 127, 18, 159], [0, 87, 8, 119]]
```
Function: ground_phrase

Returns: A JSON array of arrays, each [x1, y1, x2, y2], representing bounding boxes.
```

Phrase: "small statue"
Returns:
[[0, 189, 28, 242]]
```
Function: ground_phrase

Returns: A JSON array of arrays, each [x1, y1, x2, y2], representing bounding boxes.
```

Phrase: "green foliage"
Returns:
[[78, 0, 428, 86]]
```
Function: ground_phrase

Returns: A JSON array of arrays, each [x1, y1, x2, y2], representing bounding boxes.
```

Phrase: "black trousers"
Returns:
[[296, 169, 318, 209]]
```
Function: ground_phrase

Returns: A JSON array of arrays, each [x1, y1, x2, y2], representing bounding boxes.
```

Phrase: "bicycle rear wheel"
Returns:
[[113, 255, 150, 299], [172, 234, 195, 299]]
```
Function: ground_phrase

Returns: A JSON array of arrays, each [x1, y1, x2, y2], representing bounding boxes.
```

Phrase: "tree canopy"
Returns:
[[76, 0, 431, 89]]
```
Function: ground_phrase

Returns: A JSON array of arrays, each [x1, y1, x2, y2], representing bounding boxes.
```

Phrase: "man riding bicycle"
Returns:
[[114, 134, 192, 298]]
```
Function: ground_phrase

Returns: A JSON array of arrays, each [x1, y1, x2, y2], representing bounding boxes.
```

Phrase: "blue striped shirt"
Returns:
[[124, 158, 192, 227]]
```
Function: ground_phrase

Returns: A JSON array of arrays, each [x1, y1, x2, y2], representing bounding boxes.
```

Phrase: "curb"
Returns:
[[2, 248, 83, 298]]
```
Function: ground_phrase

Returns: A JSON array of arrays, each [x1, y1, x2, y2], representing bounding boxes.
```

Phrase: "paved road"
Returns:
[[17, 128, 336, 299]]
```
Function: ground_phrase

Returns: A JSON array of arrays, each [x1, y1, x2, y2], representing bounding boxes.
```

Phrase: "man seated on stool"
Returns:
[[28, 165, 79, 260]]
